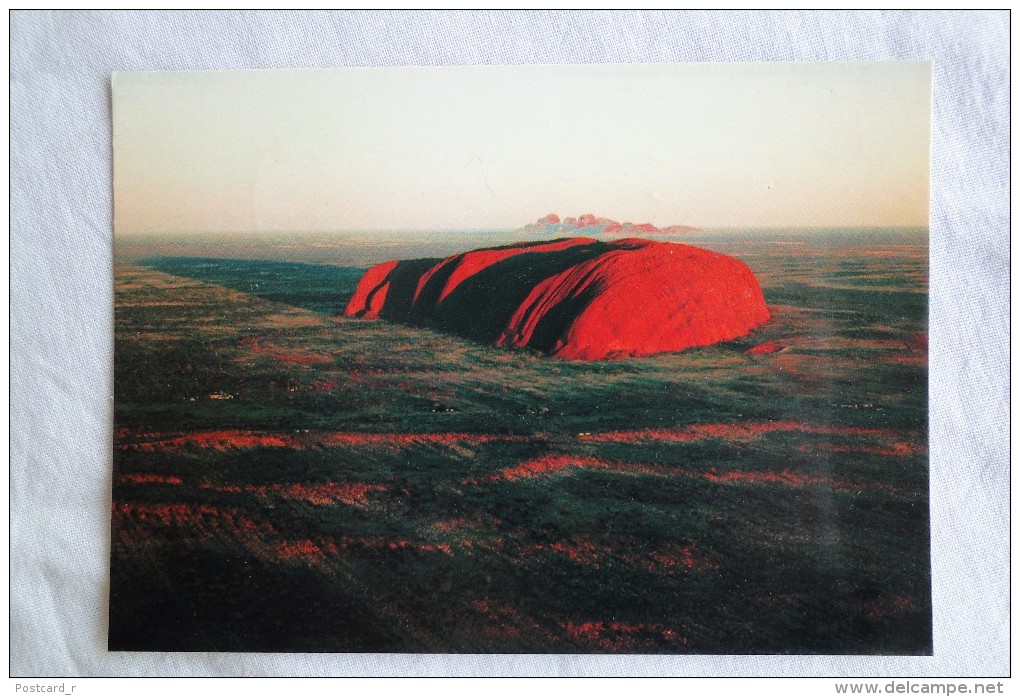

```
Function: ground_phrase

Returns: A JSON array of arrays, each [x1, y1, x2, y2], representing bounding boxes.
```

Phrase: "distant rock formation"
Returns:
[[519, 213, 700, 237], [345, 237, 769, 361]]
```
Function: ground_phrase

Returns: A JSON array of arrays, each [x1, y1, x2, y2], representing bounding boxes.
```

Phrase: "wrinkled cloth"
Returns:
[[10, 10, 1009, 677]]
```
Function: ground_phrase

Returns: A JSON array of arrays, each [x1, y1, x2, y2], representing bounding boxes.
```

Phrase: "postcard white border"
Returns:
[[9, 9, 1009, 677]]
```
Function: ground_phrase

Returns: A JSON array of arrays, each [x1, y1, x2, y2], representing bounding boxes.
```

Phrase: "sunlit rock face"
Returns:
[[345, 237, 770, 361]]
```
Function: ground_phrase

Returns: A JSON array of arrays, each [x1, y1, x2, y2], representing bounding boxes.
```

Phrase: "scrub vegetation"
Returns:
[[110, 230, 929, 653]]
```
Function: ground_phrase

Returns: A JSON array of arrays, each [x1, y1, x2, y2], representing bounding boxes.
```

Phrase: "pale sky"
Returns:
[[113, 62, 931, 234]]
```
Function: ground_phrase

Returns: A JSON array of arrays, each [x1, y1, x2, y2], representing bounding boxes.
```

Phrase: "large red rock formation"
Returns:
[[345, 237, 770, 360]]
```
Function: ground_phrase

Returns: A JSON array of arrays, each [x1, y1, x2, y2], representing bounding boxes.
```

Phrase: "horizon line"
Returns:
[[114, 223, 931, 237]]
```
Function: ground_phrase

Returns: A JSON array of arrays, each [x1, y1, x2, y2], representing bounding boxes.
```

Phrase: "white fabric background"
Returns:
[[9, 10, 1009, 677]]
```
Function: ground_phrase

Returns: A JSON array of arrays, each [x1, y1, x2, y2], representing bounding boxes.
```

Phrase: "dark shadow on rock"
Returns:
[[377, 258, 444, 321], [426, 241, 613, 344]]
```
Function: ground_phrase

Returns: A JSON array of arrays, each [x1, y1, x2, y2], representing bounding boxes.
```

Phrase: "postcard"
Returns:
[[110, 63, 932, 653]]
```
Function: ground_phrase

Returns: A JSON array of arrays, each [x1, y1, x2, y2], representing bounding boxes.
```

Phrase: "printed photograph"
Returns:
[[110, 63, 932, 653]]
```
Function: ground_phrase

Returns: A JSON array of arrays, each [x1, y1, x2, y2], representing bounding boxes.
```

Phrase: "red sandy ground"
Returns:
[[198, 480, 385, 506], [117, 429, 529, 453], [117, 420, 918, 454], [237, 336, 333, 366]]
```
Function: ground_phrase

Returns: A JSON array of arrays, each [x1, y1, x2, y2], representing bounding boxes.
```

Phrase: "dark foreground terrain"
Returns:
[[110, 230, 930, 653]]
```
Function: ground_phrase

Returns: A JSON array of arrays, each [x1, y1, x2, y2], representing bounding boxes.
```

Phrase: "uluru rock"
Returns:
[[345, 237, 770, 360]]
